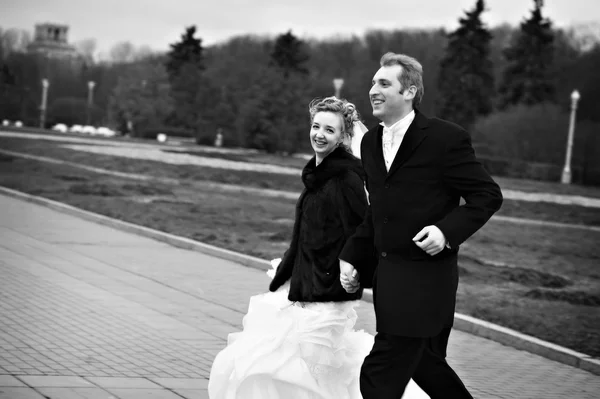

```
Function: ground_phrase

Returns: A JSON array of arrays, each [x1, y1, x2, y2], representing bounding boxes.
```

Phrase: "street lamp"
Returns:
[[333, 78, 344, 98], [39, 78, 49, 129], [561, 89, 581, 184], [86, 81, 96, 126]]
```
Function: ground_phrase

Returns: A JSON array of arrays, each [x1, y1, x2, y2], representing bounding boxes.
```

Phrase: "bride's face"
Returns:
[[310, 111, 344, 158]]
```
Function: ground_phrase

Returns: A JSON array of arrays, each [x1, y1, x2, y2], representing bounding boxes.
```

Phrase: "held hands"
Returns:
[[413, 225, 448, 256], [340, 260, 360, 293]]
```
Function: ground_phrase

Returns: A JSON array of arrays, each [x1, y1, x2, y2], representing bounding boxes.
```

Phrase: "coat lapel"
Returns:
[[373, 125, 388, 176], [386, 111, 429, 177]]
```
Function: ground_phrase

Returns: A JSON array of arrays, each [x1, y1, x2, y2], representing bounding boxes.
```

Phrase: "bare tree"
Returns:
[[108, 41, 135, 63], [74, 38, 97, 64], [133, 45, 154, 61], [568, 22, 600, 53], [1, 28, 31, 54]]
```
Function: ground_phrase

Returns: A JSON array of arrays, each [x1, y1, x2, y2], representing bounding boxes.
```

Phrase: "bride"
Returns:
[[208, 97, 428, 399]]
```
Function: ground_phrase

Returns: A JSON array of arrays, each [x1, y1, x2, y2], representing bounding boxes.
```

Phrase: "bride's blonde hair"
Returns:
[[308, 96, 361, 153]]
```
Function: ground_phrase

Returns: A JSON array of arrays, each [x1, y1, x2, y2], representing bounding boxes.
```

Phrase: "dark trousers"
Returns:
[[360, 327, 473, 399]]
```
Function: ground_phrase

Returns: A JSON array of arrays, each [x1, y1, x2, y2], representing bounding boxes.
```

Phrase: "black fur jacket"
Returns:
[[269, 147, 374, 302]]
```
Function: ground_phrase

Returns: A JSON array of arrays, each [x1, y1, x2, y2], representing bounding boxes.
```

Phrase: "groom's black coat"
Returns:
[[339, 110, 503, 337]]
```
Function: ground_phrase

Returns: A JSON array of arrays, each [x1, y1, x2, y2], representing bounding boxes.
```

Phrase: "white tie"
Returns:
[[382, 127, 394, 169]]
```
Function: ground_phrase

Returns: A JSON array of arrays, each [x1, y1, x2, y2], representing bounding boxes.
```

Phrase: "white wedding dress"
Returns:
[[208, 260, 429, 399]]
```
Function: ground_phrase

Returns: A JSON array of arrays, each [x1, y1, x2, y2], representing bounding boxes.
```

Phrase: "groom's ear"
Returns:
[[403, 86, 417, 101]]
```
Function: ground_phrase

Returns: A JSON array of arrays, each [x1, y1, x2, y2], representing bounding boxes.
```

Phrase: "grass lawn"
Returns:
[[497, 199, 600, 226], [494, 175, 600, 199], [2, 136, 600, 227], [1, 152, 599, 358], [5, 133, 600, 193]]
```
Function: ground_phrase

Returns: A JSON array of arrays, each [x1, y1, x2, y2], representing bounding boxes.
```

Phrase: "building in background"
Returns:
[[27, 23, 79, 59]]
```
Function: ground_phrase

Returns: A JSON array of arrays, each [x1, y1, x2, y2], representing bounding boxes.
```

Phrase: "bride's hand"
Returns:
[[267, 258, 282, 279], [341, 267, 360, 293]]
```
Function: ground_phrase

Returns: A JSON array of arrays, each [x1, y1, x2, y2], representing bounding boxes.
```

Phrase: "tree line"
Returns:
[[1, 0, 599, 184]]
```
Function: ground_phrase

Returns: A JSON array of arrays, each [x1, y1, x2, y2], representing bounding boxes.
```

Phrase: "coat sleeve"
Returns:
[[337, 171, 369, 239], [337, 171, 377, 287], [268, 190, 305, 292], [268, 246, 295, 292], [435, 127, 503, 248]]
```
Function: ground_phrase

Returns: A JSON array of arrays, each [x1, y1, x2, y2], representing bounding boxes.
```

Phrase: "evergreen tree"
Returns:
[[238, 30, 311, 153], [236, 68, 311, 154], [165, 26, 205, 129], [270, 30, 309, 78], [166, 26, 204, 79], [499, 0, 555, 107], [437, 0, 495, 128]]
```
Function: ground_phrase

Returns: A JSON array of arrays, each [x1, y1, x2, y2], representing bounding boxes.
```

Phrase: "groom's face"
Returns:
[[370, 65, 406, 123]]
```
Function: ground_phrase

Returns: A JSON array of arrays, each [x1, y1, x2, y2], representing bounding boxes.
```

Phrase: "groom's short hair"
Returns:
[[380, 52, 424, 107]]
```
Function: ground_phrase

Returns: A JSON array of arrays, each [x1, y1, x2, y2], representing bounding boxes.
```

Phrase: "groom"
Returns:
[[339, 52, 503, 398]]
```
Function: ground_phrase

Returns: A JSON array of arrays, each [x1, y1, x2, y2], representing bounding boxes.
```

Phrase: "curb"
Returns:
[[1, 186, 598, 376]]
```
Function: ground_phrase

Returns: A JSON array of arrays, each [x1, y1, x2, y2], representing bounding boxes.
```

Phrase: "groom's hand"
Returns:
[[413, 225, 448, 256]]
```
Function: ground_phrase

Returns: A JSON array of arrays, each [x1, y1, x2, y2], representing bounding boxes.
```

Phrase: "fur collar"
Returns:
[[302, 147, 365, 190]]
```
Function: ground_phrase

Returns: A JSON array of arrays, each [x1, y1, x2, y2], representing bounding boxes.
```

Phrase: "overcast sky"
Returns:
[[1, 0, 598, 54]]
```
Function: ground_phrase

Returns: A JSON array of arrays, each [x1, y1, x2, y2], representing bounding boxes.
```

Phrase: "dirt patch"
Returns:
[[69, 182, 173, 197], [57, 174, 89, 182], [266, 231, 289, 242], [524, 288, 600, 307], [460, 256, 572, 289], [120, 183, 173, 196], [499, 267, 571, 288], [69, 183, 126, 197]]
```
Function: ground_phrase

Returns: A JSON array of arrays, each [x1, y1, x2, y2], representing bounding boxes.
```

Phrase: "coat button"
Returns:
[[383, 217, 388, 224], [385, 184, 390, 189], [381, 252, 387, 258]]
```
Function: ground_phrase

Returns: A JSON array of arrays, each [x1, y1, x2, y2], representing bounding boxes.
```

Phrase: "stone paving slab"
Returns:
[[173, 390, 209, 399], [85, 377, 161, 389], [150, 378, 208, 389], [0, 194, 599, 398], [18, 376, 96, 388], [0, 375, 25, 387], [104, 389, 183, 399], [0, 387, 45, 399], [34, 387, 117, 399]]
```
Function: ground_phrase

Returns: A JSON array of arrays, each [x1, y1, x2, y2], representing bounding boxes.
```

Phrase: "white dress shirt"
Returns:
[[381, 110, 416, 171]]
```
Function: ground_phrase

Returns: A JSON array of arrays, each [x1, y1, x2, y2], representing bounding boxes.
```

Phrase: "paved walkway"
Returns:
[[0, 194, 598, 399]]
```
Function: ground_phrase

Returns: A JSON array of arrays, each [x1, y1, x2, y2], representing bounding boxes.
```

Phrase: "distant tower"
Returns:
[[27, 23, 78, 59]]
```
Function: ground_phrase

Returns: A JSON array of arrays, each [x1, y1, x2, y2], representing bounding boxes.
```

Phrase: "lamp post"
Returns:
[[86, 81, 96, 126], [39, 78, 49, 129], [333, 78, 344, 98], [40, 79, 50, 129], [561, 90, 581, 184]]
